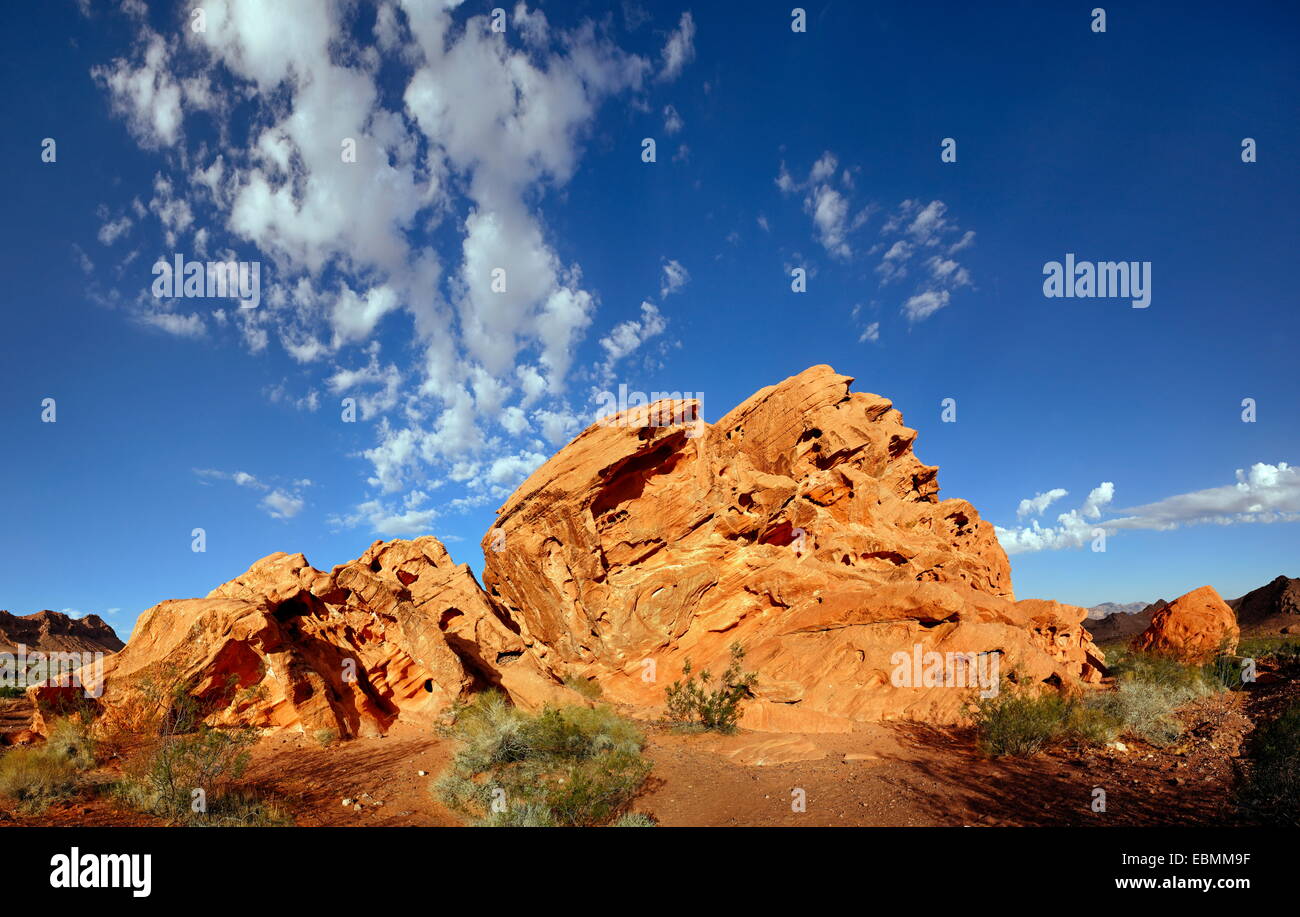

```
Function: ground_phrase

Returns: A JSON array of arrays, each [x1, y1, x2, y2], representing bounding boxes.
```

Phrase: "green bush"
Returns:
[[664, 643, 757, 733], [435, 692, 652, 827], [1238, 703, 1300, 826], [112, 669, 286, 826], [975, 652, 1224, 756], [972, 689, 1068, 756], [0, 717, 95, 813], [1235, 637, 1300, 667], [114, 726, 263, 825], [1093, 650, 1218, 746]]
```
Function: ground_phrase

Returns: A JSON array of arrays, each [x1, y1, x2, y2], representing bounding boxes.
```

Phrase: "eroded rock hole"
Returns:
[[272, 597, 312, 622]]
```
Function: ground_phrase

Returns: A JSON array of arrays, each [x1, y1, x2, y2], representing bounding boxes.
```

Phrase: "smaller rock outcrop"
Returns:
[[31, 538, 579, 740], [1228, 575, 1300, 635], [1131, 586, 1238, 662]]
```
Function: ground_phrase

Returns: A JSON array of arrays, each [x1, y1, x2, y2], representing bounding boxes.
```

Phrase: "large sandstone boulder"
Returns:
[[33, 538, 577, 739], [482, 365, 1104, 729], [1132, 585, 1239, 662]]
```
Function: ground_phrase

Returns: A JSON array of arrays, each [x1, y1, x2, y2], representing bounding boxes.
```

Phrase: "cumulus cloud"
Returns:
[[1016, 488, 1069, 519], [92, 30, 183, 148], [92, 2, 695, 533], [997, 464, 1299, 554]]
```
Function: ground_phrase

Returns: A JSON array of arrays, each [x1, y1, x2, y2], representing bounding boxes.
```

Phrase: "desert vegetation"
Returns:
[[1237, 700, 1300, 826], [664, 642, 757, 733], [435, 691, 653, 827], [106, 669, 288, 826], [0, 667, 288, 825], [0, 716, 95, 813], [974, 650, 1226, 757]]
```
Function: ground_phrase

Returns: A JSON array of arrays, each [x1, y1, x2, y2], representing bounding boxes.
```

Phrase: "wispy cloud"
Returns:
[[195, 469, 311, 520]]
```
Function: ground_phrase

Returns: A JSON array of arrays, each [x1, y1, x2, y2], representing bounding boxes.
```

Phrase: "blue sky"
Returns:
[[1, 0, 1297, 637]]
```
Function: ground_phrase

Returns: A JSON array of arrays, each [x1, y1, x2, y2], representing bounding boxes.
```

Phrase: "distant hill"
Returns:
[[1087, 600, 1167, 644], [0, 609, 125, 655], [1086, 602, 1149, 620], [1228, 575, 1300, 635]]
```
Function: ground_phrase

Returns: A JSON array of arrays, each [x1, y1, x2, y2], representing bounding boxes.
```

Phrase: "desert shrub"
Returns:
[[664, 643, 757, 733], [111, 667, 284, 826], [313, 728, 339, 747], [973, 689, 1068, 757], [1237, 702, 1300, 826], [1089, 651, 1218, 746], [610, 812, 656, 827], [1235, 637, 1300, 667], [976, 652, 1227, 756], [0, 717, 95, 812], [435, 692, 652, 827], [0, 686, 25, 699], [114, 725, 262, 825]]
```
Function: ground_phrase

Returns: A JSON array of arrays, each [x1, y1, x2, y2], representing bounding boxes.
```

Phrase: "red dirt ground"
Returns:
[[2, 665, 1295, 828]]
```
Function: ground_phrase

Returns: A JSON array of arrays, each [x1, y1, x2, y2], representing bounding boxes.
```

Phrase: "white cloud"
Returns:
[[598, 301, 667, 381], [93, 2, 695, 532], [92, 30, 183, 148], [97, 214, 133, 245], [777, 152, 870, 260], [663, 103, 683, 134], [261, 489, 305, 519], [902, 290, 950, 322], [858, 321, 880, 343], [195, 467, 310, 520], [998, 466, 1300, 554], [333, 494, 438, 537], [657, 12, 695, 81], [137, 307, 205, 337], [1016, 488, 1069, 519], [659, 258, 689, 298], [877, 199, 974, 322]]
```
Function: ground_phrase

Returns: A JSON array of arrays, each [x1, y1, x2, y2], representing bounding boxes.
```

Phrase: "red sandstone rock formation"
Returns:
[[34, 538, 577, 739], [32, 365, 1108, 737], [482, 365, 1104, 729], [1132, 585, 1240, 663]]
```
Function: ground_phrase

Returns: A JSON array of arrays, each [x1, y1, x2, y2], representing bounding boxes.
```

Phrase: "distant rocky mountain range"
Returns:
[[0, 610, 125, 655], [1087, 601, 1166, 643], [1086, 602, 1149, 620]]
